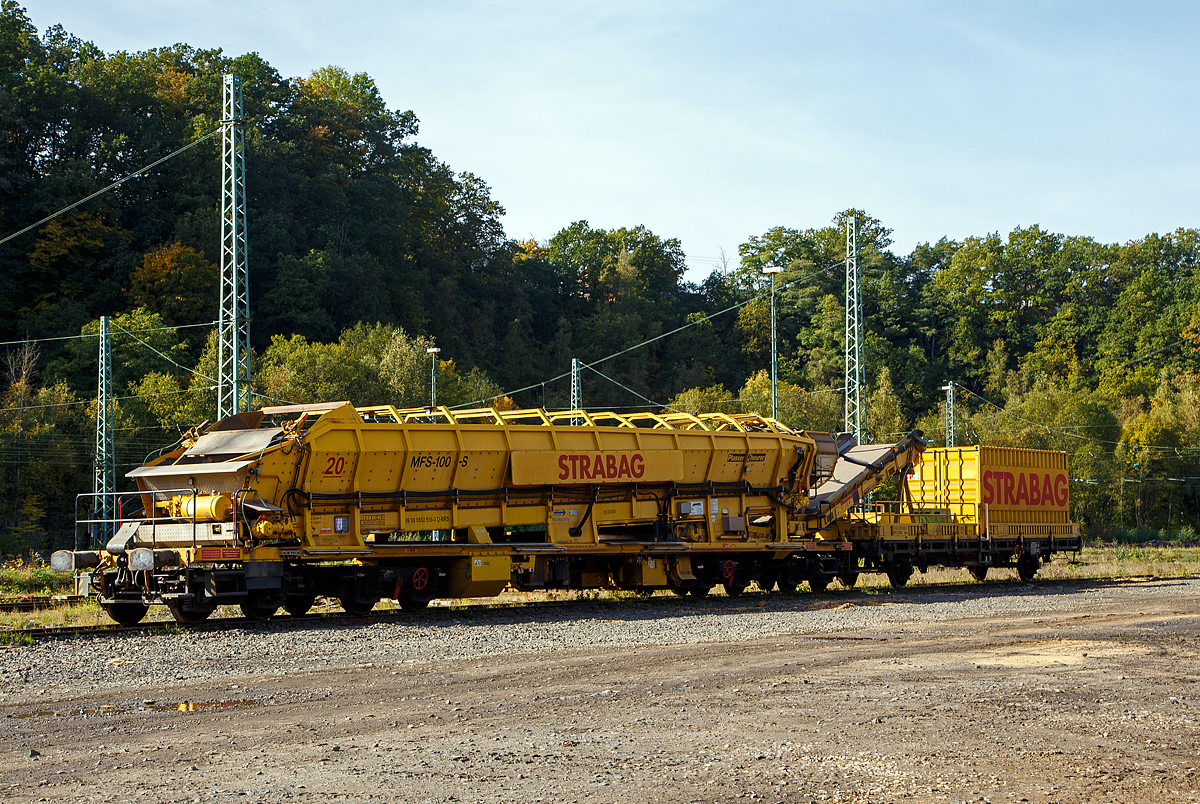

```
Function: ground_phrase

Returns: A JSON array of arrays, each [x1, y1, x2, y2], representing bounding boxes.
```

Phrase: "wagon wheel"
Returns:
[[755, 578, 777, 593], [885, 563, 914, 589], [339, 596, 378, 617], [400, 596, 431, 612], [399, 567, 434, 612], [837, 572, 859, 589], [240, 591, 279, 622], [688, 585, 712, 598], [167, 599, 216, 625], [1016, 555, 1039, 582], [968, 565, 988, 582], [102, 600, 148, 626], [719, 560, 742, 597], [808, 577, 830, 593], [284, 594, 316, 617], [776, 569, 803, 593]]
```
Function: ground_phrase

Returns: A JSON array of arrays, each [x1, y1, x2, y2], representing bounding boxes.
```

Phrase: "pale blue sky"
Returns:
[[26, 1, 1200, 280]]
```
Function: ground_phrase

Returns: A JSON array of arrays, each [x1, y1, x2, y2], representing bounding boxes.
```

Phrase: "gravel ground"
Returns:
[[1, 577, 1198, 803]]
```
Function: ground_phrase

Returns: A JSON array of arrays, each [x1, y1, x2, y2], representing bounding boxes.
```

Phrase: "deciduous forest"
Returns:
[[1, 3, 1197, 553]]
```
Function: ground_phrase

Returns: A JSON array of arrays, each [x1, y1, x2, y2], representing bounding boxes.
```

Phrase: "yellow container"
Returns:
[[288, 403, 813, 543], [906, 446, 1071, 525]]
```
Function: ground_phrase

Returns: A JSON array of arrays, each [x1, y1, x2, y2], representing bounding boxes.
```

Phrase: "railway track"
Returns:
[[0, 595, 85, 613], [3, 585, 891, 641], [1, 593, 689, 641], [6, 574, 1179, 643]]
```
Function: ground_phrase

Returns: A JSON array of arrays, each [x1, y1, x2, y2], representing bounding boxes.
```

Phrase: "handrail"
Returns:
[[75, 488, 199, 552], [337, 405, 797, 435]]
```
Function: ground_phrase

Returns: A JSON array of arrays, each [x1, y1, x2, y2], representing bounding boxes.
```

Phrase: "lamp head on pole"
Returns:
[[427, 347, 440, 355], [762, 265, 783, 275]]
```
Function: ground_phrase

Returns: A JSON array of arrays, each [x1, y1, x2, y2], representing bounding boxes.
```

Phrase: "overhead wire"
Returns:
[[110, 322, 215, 383], [0, 320, 217, 349], [660, 386, 846, 414], [939, 333, 1191, 450], [0, 385, 214, 415], [582, 364, 662, 409], [1066, 337, 1189, 392], [0, 126, 228, 466], [947, 381, 1199, 454], [455, 257, 844, 410], [0, 129, 221, 248]]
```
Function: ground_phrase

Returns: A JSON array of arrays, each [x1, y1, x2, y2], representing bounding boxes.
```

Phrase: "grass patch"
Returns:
[[1042, 544, 1200, 581], [0, 598, 112, 631], [0, 558, 73, 597], [1088, 525, 1200, 547]]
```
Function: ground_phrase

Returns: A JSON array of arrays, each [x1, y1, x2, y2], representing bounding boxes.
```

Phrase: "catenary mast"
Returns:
[[91, 316, 114, 547], [218, 74, 251, 418], [843, 216, 864, 442]]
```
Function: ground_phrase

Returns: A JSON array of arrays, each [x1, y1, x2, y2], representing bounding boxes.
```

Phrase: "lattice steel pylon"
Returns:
[[218, 74, 252, 419], [92, 315, 115, 547], [570, 358, 582, 425], [843, 216, 864, 443]]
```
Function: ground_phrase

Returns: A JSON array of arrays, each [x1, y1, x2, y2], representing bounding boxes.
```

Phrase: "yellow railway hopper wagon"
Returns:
[[837, 446, 1083, 586], [54, 403, 925, 625]]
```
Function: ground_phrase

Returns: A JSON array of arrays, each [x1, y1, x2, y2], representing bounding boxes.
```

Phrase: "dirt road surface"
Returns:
[[1, 578, 1198, 804]]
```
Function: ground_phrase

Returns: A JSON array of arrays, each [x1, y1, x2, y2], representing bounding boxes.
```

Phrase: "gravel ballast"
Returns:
[[6, 580, 1197, 696], [1, 577, 1198, 804]]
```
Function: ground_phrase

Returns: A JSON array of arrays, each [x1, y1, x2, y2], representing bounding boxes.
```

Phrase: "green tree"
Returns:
[[126, 242, 217, 327], [664, 385, 738, 416]]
